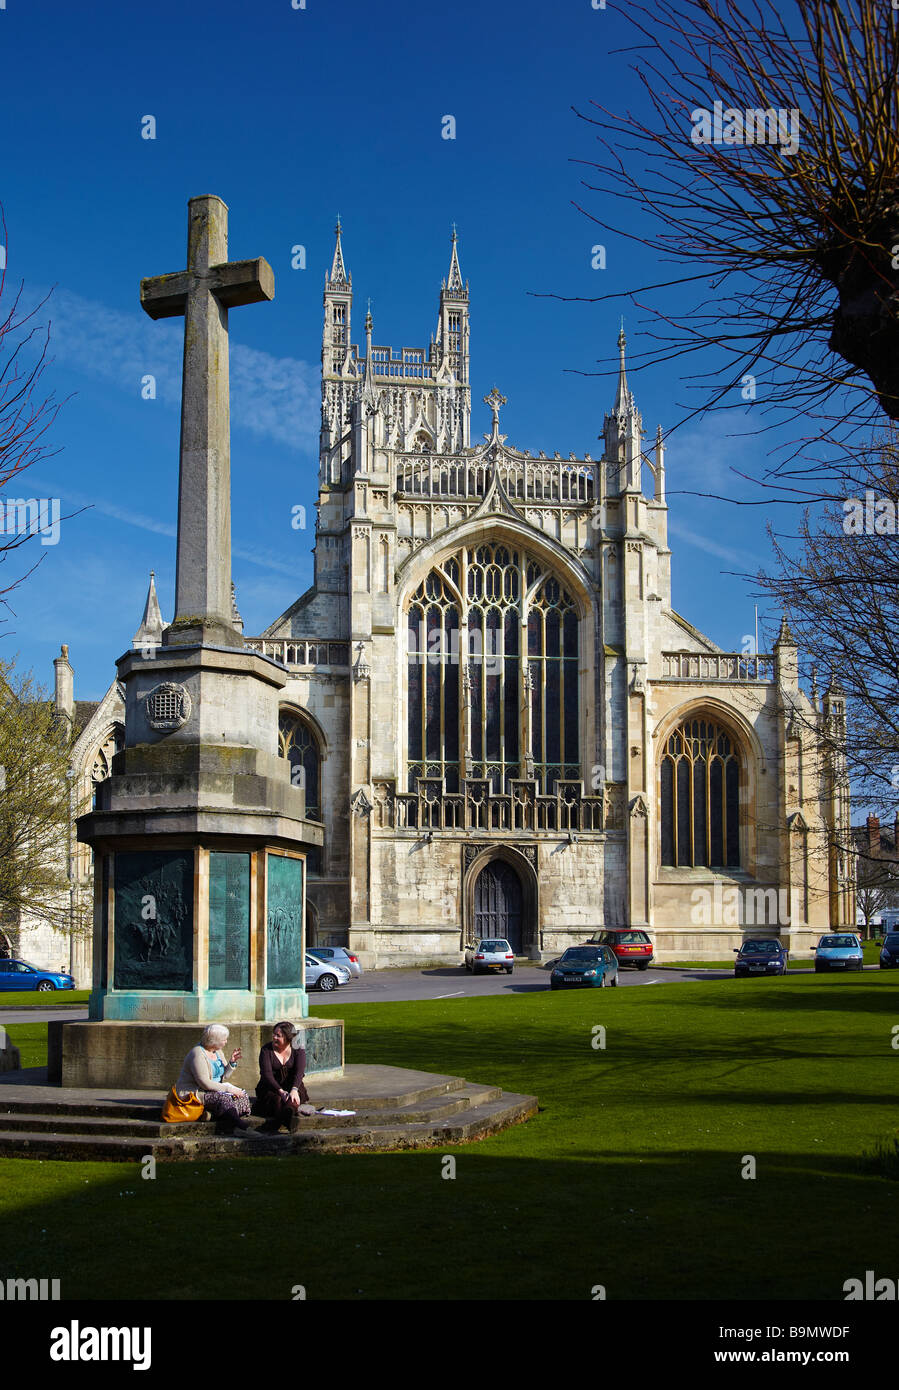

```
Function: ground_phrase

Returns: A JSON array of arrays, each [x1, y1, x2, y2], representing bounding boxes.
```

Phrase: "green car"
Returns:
[[550, 945, 619, 989]]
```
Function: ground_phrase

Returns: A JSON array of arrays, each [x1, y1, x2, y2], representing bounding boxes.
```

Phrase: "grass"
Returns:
[[0, 991, 89, 1008], [2, 973, 899, 1301]]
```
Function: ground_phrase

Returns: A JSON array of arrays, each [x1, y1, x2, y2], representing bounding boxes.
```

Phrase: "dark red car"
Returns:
[[585, 928, 654, 971]]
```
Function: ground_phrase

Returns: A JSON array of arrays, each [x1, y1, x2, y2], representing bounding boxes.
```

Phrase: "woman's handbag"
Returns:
[[161, 1085, 205, 1124]]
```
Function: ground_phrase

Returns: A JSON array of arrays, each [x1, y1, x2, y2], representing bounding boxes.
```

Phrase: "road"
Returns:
[[309, 962, 733, 1004], [1, 963, 872, 1022]]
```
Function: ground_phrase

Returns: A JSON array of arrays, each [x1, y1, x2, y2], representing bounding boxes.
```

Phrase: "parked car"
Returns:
[[304, 953, 350, 992], [879, 932, 899, 969], [586, 928, 654, 971], [550, 945, 619, 989], [0, 959, 74, 993], [734, 938, 788, 977], [814, 933, 864, 973], [307, 946, 362, 979], [464, 939, 515, 974]]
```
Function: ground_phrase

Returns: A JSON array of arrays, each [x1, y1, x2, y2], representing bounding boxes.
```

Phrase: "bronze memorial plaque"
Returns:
[[208, 851, 251, 990], [113, 850, 194, 991], [266, 853, 304, 989]]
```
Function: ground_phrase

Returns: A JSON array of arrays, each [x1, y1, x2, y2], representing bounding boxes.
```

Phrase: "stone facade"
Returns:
[[247, 227, 854, 964]]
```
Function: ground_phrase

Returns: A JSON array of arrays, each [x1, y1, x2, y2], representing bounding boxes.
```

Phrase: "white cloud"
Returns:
[[40, 287, 319, 450], [29, 477, 299, 578]]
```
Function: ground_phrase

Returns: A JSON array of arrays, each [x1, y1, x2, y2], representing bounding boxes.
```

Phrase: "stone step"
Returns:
[[0, 1090, 537, 1160], [0, 1068, 469, 1121], [0, 1128, 293, 1161], [289, 1091, 538, 1152], [0, 1083, 500, 1136], [298, 1082, 502, 1126]]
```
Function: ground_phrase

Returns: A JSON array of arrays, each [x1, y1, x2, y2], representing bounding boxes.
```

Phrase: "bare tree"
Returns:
[[0, 206, 66, 616], [855, 853, 899, 938], [561, 0, 899, 457], [755, 429, 899, 827]]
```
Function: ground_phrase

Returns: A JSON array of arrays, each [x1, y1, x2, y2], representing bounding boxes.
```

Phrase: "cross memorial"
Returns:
[[141, 195, 273, 648]]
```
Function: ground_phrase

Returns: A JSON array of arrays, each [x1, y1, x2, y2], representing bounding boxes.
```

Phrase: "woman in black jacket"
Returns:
[[255, 1021, 311, 1132]]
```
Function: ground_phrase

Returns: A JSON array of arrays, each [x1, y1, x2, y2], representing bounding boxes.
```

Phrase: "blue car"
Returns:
[[550, 945, 619, 989], [814, 934, 864, 973], [0, 959, 74, 992], [734, 938, 787, 976], [879, 932, 899, 969]]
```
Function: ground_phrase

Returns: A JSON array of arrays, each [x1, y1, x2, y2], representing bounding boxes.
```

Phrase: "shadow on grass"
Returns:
[[0, 1142, 894, 1301]]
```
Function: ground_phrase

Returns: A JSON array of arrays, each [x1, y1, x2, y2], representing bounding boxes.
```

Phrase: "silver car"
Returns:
[[304, 953, 350, 992], [307, 945, 363, 979], [464, 938, 515, 975]]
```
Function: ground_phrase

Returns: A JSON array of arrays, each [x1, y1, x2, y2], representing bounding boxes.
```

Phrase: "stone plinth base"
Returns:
[[47, 1018, 344, 1091], [89, 988, 309, 1024]]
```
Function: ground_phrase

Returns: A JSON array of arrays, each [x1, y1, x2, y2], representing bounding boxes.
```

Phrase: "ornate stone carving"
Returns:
[[463, 842, 537, 872], [145, 682, 191, 732]]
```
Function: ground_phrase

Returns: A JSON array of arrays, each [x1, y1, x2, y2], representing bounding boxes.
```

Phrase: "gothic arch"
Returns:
[[395, 516, 594, 619], [462, 845, 540, 955], [305, 898, 320, 946], [278, 702, 329, 756], [653, 699, 762, 873], [652, 697, 766, 775], [87, 722, 125, 786], [278, 706, 325, 821]]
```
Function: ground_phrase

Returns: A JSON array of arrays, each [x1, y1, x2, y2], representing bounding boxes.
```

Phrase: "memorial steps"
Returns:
[[0, 1065, 537, 1159]]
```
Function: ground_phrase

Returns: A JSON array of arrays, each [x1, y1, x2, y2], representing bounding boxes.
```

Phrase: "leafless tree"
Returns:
[[756, 429, 899, 827], [558, 0, 899, 467], [0, 205, 67, 616]]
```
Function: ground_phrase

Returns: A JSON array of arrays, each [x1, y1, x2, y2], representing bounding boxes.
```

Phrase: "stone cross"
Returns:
[[141, 195, 274, 648]]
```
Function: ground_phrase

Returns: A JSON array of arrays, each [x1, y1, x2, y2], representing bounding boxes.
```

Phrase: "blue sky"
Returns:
[[2, 0, 800, 697]]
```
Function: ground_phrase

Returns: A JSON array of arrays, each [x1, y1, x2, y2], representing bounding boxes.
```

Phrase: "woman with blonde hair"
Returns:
[[173, 1024, 255, 1133]]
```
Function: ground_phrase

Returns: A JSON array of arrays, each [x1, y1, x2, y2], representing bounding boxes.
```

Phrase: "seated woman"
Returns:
[[175, 1024, 254, 1133], [255, 1021, 310, 1132]]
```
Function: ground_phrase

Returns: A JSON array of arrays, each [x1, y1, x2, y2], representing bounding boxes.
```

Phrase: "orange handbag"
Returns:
[[161, 1085, 205, 1123]]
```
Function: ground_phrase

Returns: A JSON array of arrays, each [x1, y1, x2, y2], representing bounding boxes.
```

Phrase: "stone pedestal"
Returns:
[[75, 643, 324, 1030], [47, 1018, 344, 1090]]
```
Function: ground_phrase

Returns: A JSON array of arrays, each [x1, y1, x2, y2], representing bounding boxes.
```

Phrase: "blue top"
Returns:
[[210, 1052, 226, 1083]]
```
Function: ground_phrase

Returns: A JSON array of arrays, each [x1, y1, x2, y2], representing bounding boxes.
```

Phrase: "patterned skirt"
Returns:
[[200, 1089, 251, 1122]]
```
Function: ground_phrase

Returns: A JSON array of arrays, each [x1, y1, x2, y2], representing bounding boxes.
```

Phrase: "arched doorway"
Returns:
[[473, 861, 524, 953]]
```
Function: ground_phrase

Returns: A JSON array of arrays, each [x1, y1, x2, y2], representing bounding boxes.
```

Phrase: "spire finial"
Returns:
[[328, 217, 348, 287], [613, 320, 630, 415], [484, 386, 507, 433], [446, 227, 465, 294], [133, 569, 165, 652]]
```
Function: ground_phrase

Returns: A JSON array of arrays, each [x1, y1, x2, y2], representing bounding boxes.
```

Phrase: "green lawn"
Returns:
[[2, 974, 899, 1301], [0, 991, 90, 1008]]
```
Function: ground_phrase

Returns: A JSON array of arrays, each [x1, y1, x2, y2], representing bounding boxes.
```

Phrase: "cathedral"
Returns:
[[16, 225, 854, 980]]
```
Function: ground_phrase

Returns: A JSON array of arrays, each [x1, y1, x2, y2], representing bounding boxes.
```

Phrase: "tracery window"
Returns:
[[90, 725, 124, 810], [406, 544, 580, 794], [660, 717, 740, 868], [278, 712, 321, 821]]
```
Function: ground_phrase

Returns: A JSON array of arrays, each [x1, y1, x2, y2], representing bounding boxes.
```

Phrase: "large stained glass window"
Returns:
[[660, 718, 740, 868], [406, 545, 581, 794]]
